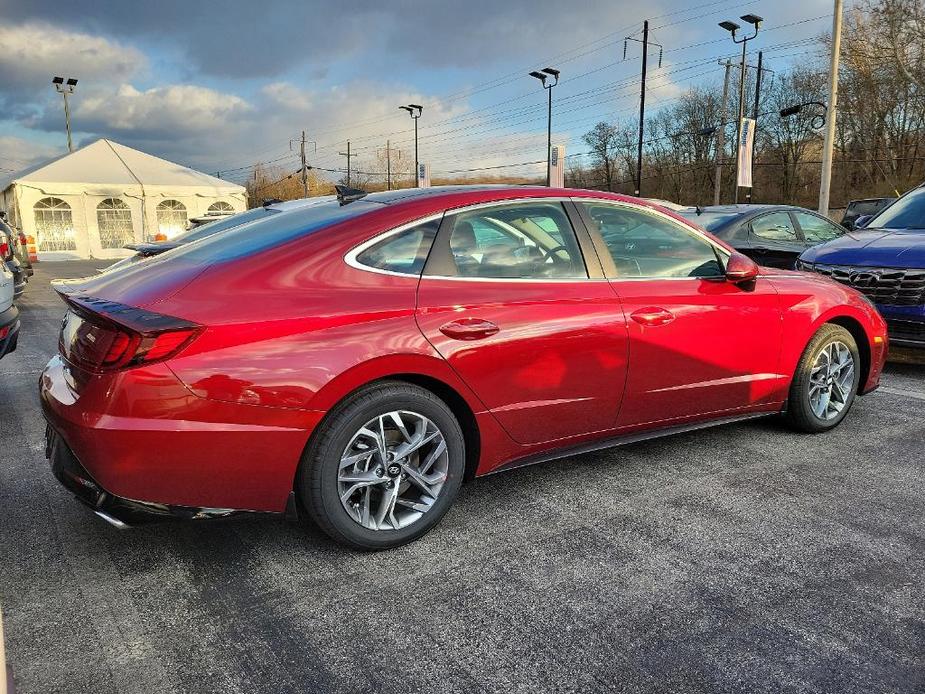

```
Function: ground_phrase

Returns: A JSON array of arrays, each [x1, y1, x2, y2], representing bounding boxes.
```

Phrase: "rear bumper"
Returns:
[[0, 305, 19, 360], [44, 424, 271, 526], [39, 354, 320, 514]]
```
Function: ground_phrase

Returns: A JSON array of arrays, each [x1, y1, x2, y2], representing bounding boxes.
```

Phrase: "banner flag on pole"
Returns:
[[737, 118, 756, 188]]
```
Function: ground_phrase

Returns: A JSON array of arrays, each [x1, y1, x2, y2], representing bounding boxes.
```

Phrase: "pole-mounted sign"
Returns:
[[549, 145, 565, 188], [736, 117, 756, 189], [417, 163, 431, 188]]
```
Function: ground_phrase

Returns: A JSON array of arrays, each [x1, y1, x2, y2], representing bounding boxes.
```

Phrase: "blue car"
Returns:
[[797, 187, 925, 348]]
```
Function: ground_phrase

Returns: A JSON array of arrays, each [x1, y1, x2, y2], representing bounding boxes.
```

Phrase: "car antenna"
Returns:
[[262, 198, 283, 207], [335, 184, 368, 206], [696, 205, 703, 215]]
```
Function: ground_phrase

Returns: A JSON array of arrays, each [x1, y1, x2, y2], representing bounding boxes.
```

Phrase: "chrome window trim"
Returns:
[[344, 213, 445, 278], [345, 195, 732, 283]]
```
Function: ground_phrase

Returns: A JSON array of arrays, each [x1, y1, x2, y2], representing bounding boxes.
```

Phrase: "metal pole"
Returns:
[[414, 118, 419, 188], [62, 91, 73, 152], [386, 139, 392, 191], [714, 61, 732, 206], [300, 130, 308, 197], [635, 20, 649, 196], [819, 0, 843, 216], [733, 37, 747, 204], [347, 141, 351, 187], [546, 85, 553, 186], [753, 51, 763, 118]]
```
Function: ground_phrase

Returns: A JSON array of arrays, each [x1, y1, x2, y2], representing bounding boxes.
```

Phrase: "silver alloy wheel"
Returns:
[[337, 410, 449, 531], [808, 340, 856, 421]]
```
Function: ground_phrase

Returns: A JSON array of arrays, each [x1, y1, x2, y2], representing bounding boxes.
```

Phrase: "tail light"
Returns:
[[17, 231, 28, 247], [0, 237, 10, 260], [58, 295, 201, 373]]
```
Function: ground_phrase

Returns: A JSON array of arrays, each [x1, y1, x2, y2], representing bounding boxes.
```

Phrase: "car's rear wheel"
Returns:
[[785, 324, 861, 433], [298, 381, 465, 550]]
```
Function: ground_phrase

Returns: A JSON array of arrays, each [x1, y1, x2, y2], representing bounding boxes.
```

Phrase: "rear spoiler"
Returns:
[[123, 242, 178, 256]]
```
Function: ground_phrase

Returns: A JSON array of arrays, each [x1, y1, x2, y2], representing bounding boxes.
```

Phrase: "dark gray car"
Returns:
[[678, 204, 846, 269]]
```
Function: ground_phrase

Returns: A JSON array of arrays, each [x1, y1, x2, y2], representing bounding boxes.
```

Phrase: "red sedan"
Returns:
[[41, 186, 888, 549]]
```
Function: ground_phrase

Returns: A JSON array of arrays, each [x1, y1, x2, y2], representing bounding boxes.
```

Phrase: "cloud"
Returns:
[[0, 22, 144, 95]]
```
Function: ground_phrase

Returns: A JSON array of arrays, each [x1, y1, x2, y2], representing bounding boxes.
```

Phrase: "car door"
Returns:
[[575, 199, 785, 428], [747, 210, 805, 268], [415, 199, 630, 445], [792, 210, 844, 249]]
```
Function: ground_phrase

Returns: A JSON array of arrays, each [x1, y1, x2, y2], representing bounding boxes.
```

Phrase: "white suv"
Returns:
[[0, 257, 19, 359]]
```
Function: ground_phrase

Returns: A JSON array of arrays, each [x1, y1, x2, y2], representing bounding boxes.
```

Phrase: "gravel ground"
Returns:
[[1, 261, 923, 694]]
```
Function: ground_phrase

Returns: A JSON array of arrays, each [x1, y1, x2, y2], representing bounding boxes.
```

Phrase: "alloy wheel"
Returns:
[[808, 340, 856, 421], [337, 410, 449, 530]]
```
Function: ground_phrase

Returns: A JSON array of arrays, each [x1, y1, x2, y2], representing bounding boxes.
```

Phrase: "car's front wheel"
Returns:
[[785, 324, 861, 433], [298, 381, 465, 550]]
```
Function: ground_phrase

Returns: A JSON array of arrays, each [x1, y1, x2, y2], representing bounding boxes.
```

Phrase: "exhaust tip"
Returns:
[[94, 509, 130, 530]]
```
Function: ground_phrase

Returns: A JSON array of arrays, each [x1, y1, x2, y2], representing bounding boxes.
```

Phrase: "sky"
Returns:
[[0, 0, 835, 187]]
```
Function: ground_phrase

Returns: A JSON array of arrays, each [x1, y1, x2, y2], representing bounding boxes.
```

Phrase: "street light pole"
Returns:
[[529, 68, 560, 186], [819, 0, 843, 216], [399, 104, 423, 187], [718, 15, 762, 204], [52, 77, 78, 152]]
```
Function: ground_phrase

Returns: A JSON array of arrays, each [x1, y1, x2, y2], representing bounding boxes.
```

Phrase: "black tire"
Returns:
[[298, 381, 465, 550], [785, 324, 861, 433]]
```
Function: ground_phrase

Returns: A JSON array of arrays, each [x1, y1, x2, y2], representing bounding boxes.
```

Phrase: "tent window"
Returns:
[[156, 200, 188, 239], [96, 198, 135, 249], [34, 197, 76, 252], [207, 201, 234, 214]]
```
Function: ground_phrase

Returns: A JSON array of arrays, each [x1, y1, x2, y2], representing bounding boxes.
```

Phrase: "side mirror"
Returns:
[[725, 252, 759, 284], [853, 214, 873, 229]]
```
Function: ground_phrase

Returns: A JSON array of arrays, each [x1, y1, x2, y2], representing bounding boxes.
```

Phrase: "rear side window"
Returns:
[[355, 219, 439, 275], [751, 212, 798, 242], [170, 200, 384, 263]]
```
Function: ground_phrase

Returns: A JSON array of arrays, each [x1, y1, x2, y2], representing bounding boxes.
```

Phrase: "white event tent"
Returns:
[[0, 139, 247, 259]]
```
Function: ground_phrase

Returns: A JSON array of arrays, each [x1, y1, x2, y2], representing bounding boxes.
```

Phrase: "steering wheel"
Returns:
[[541, 244, 570, 264]]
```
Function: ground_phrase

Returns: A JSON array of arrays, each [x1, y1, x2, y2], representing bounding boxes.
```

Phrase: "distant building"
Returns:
[[0, 139, 247, 259]]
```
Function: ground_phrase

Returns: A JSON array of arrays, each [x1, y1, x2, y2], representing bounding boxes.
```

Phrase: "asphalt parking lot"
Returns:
[[1, 260, 924, 694]]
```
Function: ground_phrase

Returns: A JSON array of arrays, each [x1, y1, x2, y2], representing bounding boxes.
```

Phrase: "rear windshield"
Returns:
[[676, 210, 740, 231], [867, 188, 925, 229], [171, 207, 277, 244], [847, 199, 892, 217], [166, 199, 385, 263]]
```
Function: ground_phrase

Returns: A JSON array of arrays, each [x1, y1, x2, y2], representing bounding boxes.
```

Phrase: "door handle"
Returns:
[[630, 307, 675, 327], [439, 318, 500, 340]]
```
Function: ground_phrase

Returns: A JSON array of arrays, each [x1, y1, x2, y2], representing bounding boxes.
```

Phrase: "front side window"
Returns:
[[793, 211, 843, 243], [96, 198, 135, 248], [355, 219, 439, 275], [34, 197, 76, 251], [751, 212, 798, 242], [580, 202, 724, 279], [443, 202, 586, 279]]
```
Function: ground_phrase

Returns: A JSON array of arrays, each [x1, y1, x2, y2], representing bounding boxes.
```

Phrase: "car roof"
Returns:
[[682, 204, 793, 213]]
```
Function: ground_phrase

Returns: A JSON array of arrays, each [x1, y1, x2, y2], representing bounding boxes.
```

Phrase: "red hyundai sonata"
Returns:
[[41, 186, 888, 549]]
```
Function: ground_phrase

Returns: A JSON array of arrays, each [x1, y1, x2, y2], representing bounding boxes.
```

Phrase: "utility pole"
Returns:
[[339, 141, 352, 187], [387, 140, 392, 191], [819, 0, 843, 216], [714, 61, 733, 206], [625, 23, 663, 196], [300, 130, 308, 197]]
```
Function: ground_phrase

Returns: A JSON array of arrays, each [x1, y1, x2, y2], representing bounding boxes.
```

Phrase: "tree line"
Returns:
[[568, 0, 925, 212]]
